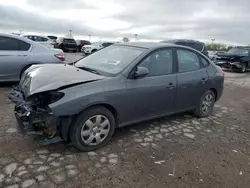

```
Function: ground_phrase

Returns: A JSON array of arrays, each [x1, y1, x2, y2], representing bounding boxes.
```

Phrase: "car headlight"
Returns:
[[230, 62, 241, 64], [38, 91, 65, 106]]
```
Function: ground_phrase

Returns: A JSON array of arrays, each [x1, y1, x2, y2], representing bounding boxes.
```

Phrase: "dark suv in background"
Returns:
[[161, 39, 208, 56], [55, 37, 77, 52], [76, 40, 91, 52]]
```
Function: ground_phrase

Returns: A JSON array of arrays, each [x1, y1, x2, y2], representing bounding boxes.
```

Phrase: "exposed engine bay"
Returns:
[[9, 86, 64, 140]]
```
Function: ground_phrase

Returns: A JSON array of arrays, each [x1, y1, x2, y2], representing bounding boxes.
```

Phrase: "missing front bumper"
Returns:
[[9, 87, 58, 137]]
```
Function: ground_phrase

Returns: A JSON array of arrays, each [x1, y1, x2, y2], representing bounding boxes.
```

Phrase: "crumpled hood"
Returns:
[[19, 64, 105, 97], [217, 53, 244, 61]]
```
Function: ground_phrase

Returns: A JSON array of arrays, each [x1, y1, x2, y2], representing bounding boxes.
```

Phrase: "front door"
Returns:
[[123, 48, 177, 123], [0, 36, 30, 81], [174, 48, 209, 111]]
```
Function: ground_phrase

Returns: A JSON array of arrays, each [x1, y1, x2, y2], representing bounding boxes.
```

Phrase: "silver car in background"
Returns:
[[0, 33, 65, 82]]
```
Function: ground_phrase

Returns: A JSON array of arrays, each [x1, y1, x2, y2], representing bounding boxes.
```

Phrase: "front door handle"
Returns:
[[18, 55, 27, 57], [201, 78, 207, 84], [166, 83, 175, 89]]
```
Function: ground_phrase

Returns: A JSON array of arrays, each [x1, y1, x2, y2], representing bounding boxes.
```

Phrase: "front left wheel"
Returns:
[[70, 106, 116, 152]]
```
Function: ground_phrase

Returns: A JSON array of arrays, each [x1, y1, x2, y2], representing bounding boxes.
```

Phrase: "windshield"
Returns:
[[75, 45, 145, 76], [227, 48, 249, 56]]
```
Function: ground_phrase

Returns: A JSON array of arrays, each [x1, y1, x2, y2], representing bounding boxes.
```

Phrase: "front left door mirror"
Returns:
[[134, 66, 149, 78]]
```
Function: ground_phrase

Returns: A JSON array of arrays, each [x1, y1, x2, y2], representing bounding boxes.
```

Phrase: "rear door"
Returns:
[[175, 48, 209, 111], [0, 36, 31, 81]]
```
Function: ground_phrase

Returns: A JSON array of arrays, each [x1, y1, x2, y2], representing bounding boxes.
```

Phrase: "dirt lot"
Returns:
[[0, 55, 250, 188]]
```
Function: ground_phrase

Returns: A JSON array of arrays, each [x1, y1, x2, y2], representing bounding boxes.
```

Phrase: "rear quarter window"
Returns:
[[201, 57, 209, 67], [19, 41, 31, 51]]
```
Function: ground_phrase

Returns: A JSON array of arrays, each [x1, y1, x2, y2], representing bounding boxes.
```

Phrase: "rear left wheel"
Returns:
[[70, 106, 116, 152], [194, 90, 215, 118]]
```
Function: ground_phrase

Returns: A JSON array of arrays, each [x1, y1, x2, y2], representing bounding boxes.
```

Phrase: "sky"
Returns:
[[0, 0, 250, 45]]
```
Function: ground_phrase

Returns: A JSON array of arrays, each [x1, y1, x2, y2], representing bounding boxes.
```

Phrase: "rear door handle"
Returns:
[[18, 55, 27, 57], [166, 83, 175, 89]]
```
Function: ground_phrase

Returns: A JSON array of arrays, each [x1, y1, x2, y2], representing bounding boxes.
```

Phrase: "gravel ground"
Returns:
[[0, 55, 250, 188], [65, 52, 84, 64]]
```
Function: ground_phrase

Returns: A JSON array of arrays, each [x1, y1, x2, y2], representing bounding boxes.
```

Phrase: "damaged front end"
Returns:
[[9, 86, 66, 144]]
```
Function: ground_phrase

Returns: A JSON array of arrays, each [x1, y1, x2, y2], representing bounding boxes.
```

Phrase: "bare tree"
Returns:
[[122, 37, 130, 42]]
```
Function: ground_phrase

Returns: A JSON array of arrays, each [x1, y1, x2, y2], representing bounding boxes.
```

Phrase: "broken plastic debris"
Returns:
[[168, 165, 176, 176], [154, 160, 165, 164], [239, 171, 243, 175], [232, 150, 238, 153]]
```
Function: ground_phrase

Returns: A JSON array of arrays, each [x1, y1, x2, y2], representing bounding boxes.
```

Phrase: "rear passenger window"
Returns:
[[0, 37, 19, 51], [201, 57, 209, 67], [177, 49, 200, 72]]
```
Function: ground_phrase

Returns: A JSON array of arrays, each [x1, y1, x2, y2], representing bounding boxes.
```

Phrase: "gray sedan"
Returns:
[[9, 42, 224, 151], [0, 33, 65, 82]]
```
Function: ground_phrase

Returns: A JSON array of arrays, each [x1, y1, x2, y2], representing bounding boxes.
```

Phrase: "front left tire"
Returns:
[[70, 106, 116, 152]]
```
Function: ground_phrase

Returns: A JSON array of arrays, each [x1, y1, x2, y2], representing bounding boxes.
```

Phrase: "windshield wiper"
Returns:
[[78, 66, 101, 75]]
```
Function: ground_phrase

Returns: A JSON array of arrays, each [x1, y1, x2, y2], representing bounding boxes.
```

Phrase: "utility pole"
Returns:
[[134, 34, 138, 41], [211, 39, 215, 51], [211, 38, 215, 44], [69, 30, 72, 38], [88, 34, 91, 41], [19, 30, 22, 35]]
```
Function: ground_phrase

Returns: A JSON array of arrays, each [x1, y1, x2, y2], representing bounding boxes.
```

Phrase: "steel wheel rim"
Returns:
[[81, 115, 110, 146], [201, 93, 214, 114]]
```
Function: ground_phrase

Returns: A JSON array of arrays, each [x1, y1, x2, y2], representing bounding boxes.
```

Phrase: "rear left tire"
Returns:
[[194, 90, 215, 118]]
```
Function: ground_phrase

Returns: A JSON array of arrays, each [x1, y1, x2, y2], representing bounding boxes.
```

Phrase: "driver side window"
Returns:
[[139, 49, 173, 77]]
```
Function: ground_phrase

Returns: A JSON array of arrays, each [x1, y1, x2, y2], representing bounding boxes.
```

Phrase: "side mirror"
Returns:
[[134, 67, 149, 78]]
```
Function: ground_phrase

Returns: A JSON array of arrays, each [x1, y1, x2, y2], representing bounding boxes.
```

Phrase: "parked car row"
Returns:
[[81, 42, 114, 55], [208, 51, 226, 61], [0, 33, 65, 82], [161, 39, 249, 73]]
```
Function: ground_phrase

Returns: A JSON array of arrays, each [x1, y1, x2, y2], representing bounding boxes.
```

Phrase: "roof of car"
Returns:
[[0, 33, 35, 44], [116, 42, 176, 49], [161, 39, 205, 44]]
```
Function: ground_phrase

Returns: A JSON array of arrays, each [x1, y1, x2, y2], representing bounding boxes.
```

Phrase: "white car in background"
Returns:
[[22, 35, 56, 49], [22, 34, 64, 55], [82, 42, 114, 54]]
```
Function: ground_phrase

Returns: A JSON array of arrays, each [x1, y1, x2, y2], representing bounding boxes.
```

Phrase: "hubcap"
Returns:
[[201, 93, 214, 114], [81, 115, 110, 146]]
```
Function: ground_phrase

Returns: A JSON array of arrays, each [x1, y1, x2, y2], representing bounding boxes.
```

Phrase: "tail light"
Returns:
[[50, 42, 55, 45], [221, 70, 225, 77], [55, 54, 65, 61]]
